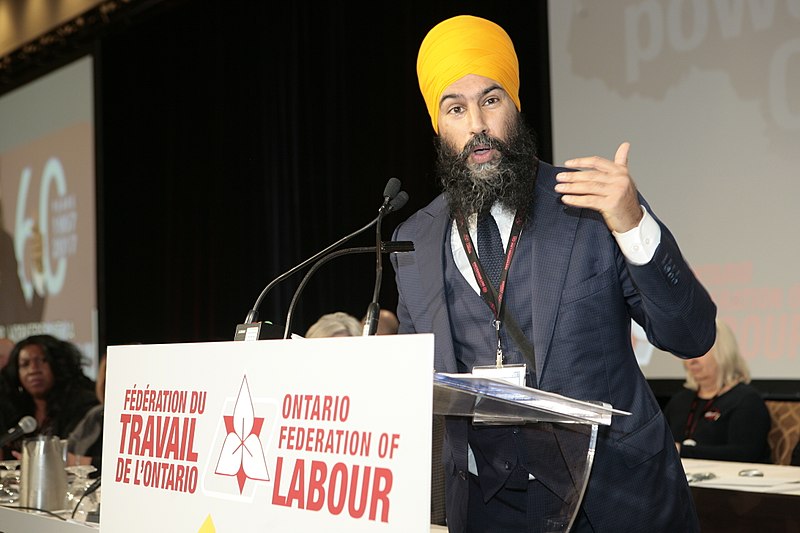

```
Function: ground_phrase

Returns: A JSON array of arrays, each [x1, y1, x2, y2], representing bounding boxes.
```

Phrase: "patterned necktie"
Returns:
[[477, 213, 504, 290]]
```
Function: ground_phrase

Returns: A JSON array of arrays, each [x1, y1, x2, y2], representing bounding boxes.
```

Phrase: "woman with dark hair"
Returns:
[[0, 334, 98, 458]]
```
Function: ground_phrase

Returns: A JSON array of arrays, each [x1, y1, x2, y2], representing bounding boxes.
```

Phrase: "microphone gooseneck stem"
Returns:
[[281, 241, 414, 339], [362, 302, 380, 336], [283, 246, 375, 339], [363, 212, 385, 336], [244, 178, 402, 327], [362, 191, 408, 336], [373, 210, 383, 304], [244, 215, 380, 324]]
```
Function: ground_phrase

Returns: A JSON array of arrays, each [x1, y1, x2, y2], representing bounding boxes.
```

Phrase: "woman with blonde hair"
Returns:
[[305, 312, 362, 338], [664, 319, 771, 463]]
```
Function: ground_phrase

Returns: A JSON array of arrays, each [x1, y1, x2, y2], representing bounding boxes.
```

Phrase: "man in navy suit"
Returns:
[[391, 15, 717, 532]]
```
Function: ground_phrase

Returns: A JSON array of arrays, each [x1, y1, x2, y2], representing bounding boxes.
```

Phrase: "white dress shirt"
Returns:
[[451, 204, 662, 290]]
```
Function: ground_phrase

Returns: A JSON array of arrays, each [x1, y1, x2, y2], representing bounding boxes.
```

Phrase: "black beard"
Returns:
[[435, 114, 538, 218]]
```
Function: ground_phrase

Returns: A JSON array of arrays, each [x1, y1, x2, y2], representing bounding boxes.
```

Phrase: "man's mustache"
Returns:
[[459, 133, 501, 160]]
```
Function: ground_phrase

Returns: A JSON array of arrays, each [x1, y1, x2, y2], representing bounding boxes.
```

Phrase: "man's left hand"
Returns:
[[555, 142, 643, 233]]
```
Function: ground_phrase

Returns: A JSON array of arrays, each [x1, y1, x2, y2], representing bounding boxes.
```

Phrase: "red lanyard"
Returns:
[[683, 393, 718, 440], [454, 207, 527, 364]]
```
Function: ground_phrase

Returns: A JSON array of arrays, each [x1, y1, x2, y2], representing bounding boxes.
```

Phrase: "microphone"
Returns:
[[283, 240, 415, 338], [363, 190, 409, 335], [0, 415, 37, 448], [235, 178, 404, 341], [379, 177, 402, 215]]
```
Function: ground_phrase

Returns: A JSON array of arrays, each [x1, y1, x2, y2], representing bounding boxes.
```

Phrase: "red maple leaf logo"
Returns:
[[214, 376, 271, 493]]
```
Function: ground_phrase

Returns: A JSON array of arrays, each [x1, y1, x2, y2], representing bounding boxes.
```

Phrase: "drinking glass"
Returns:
[[0, 459, 21, 505], [64, 464, 98, 521]]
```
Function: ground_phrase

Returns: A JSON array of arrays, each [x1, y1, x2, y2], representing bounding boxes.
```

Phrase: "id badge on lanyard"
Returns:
[[472, 363, 527, 387]]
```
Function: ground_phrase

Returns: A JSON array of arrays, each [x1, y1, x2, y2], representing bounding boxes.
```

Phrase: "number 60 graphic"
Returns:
[[14, 157, 69, 302]]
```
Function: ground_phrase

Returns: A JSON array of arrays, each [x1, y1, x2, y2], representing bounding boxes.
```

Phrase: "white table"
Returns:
[[0, 505, 97, 532], [682, 458, 800, 495], [682, 458, 800, 532]]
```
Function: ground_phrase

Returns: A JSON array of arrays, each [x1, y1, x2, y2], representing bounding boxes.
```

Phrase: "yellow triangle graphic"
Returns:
[[198, 514, 216, 533]]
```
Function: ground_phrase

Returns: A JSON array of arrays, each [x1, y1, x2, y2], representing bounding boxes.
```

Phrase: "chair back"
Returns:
[[765, 400, 800, 465]]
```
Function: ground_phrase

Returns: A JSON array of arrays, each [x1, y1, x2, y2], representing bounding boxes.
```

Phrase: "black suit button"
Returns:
[[504, 461, 512, 470], [459, 470, 467, 480]]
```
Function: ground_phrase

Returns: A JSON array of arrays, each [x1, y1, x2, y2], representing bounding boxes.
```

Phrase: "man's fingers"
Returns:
[[564, 141, 632, 171], [615, 142, 630, 167], [563, 155, 608, 171], [555, 175, 608, 194]]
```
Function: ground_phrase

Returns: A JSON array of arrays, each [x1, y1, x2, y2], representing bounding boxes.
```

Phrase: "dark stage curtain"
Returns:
[[96, 0, 552, 347]]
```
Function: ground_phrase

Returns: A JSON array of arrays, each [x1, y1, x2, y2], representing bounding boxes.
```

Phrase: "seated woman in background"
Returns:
[[664, 319, 772, 463], [305, 311, 363, 338], [0, 334, 99, 459], [67, 353, 106, 474]]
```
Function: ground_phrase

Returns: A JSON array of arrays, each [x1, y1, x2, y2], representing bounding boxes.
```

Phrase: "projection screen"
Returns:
[[548, 0, 800, 379], [0, 55, 98, 372]]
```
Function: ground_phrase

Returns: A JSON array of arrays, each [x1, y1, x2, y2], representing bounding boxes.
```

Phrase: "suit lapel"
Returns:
[[529, 165, 580, 383], [416, 199, 459, 373]]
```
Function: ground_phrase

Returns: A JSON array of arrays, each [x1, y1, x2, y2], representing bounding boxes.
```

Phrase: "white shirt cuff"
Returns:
[[612, 206, 661, 266]]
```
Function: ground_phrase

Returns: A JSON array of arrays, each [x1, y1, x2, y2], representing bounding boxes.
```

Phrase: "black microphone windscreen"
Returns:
[[383, 178, 402, 200], [388, 191, 409, 212]]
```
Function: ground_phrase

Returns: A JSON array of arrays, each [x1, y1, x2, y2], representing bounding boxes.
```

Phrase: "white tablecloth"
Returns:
[[682, 458, 800, 496]]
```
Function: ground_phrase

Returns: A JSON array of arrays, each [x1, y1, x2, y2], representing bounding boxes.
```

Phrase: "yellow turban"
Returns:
[[417, 15, 521, 133]]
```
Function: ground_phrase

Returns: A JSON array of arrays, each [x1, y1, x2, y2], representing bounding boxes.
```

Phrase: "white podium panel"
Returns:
[[101, 334, 434, 532]]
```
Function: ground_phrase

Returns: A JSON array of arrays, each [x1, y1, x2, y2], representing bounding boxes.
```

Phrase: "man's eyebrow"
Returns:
[[439, 84, 505, 107]]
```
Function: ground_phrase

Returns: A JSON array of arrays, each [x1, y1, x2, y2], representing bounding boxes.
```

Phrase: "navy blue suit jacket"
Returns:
[[391, 162, 716, 532]]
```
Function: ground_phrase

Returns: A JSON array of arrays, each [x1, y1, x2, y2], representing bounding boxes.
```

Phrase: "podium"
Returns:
[[96, 335, 626, 532], [432, 372, 630, 532], [101, 335, 436, 532]]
